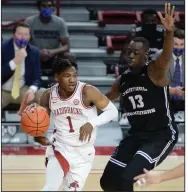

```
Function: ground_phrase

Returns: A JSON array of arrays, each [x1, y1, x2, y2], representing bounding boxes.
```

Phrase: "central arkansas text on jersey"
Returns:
[[119, 66, 177, 136]]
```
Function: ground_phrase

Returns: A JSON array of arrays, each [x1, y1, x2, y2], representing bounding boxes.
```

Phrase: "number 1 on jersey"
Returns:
[[67, 116, 75, 132]]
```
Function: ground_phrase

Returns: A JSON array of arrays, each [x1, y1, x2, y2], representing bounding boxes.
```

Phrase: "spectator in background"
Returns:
[[175, 22, 185, 31], [126, 9, 164, 60], [2, 22, 44, 109], [25, 0, 71, 70], [154, 28, 185, 111]]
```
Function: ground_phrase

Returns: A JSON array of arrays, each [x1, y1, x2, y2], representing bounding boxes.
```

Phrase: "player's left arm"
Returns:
[[148, 3, 175, 86], [79, 85, 118, 142]]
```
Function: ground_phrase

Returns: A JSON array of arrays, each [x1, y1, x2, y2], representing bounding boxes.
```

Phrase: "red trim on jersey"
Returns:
[[45, 129, 70, 175], [52, 145, 70, 176], [81, 84, 95, 109], [49, 84, 59, 110], [56, 82, 79, 101], [49, 87, 52, 110], [51, 129, 70, 175]]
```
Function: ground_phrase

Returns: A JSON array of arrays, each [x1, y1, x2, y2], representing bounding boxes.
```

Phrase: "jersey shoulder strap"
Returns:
[[50, 83, 58, 99]]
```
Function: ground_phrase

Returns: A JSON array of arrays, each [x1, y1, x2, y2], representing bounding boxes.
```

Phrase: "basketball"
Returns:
[[21, 106, 50, 137]]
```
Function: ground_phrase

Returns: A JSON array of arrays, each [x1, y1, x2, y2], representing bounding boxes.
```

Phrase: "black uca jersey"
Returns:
[[119, 65, 176, 134]]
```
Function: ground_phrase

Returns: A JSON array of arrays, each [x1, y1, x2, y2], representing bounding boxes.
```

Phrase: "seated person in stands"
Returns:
[[175, 21, 185, 31], [154, 27, 185, 112], [126, 9, 164, 60], [25, 0, 72, 70], [2, 22, 44, 109]]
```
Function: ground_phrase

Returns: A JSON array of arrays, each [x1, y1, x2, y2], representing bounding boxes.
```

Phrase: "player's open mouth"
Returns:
[[127, 59, 134, 65], [68, 85, 75, 89]]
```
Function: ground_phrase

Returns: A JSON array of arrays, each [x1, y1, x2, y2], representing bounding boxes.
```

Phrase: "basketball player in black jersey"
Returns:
[[100, 3, 179, 192]]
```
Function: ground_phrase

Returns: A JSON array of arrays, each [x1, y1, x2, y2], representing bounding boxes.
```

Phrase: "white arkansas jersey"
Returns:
[[49, 81, 98, 147]]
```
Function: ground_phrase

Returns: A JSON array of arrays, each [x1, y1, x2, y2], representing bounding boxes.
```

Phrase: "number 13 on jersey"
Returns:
[[128, 94, 144, 109]]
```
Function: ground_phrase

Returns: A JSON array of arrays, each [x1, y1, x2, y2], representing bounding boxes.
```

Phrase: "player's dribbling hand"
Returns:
[[25, 89, 35, 103], [134, 168, 162, 187], [24, 102, 39, 113], [79, 122, 93, 142], [157, 3, 175, 32], [18, 90, 35, 116], [34, 136, 53, 146]]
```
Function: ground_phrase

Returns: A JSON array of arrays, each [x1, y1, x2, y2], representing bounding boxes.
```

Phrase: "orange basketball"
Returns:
[[21, 106, 50, 137]]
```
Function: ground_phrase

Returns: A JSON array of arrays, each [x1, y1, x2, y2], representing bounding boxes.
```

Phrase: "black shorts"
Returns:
[[100, 124, 178, 190]]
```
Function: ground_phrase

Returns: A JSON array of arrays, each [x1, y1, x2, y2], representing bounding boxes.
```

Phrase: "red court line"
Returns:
[[2, 146, 184, 156]]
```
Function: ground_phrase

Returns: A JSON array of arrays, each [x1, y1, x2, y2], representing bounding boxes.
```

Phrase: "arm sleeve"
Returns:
[[88, 101, 118, 128]]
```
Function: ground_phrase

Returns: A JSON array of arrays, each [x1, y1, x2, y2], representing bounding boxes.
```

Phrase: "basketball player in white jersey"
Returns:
[[26, 56, 118, 191]]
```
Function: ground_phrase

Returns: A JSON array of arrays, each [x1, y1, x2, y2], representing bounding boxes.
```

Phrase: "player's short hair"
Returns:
[[37, 0, 54, 8], [174, 27, 185, 39], [132, 37, 150, 52], [52, 55, 78, 75], [13, 22, 30, 34]]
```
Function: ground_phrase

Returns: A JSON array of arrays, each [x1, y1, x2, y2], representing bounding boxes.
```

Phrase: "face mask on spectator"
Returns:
[[15, 39, 28, 48], [40, 8, 53, 18], [173, 48, 184, 56]]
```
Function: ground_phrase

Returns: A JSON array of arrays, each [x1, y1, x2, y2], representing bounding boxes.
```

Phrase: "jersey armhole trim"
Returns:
[[49, 84, 58, 110], [81, 84, 95, 109], [49, 88, 52, 110]]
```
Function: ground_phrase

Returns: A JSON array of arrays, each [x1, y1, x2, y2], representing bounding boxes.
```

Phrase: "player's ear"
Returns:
[[145, 51, 149, 61], [55, 75, 58, 81]]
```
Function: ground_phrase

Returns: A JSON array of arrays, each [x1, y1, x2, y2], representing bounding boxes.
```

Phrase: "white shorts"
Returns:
[[45, 143, 95, 191]]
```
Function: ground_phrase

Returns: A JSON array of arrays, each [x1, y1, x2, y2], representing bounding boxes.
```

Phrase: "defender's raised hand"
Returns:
[[157, 3, 175, 32]]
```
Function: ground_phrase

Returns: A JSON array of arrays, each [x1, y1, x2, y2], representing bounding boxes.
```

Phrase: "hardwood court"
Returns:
[[2, 154, 184, 191]]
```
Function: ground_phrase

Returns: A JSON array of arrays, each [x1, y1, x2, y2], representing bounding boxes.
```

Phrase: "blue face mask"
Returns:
[[173, 48, 184, 56], [15, 39, 28, 48], [40, 8, 53, 18]]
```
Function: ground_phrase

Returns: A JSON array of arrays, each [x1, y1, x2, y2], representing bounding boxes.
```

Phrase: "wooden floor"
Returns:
[[2, 155, 184, 191]]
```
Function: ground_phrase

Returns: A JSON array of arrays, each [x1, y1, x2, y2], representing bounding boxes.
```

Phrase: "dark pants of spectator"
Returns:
[[170, 99, 185, 113]]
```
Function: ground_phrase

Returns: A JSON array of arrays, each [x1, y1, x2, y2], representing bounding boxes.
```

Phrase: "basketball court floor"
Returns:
[[2, 117, 185, 191], [2, 145, 184, 191]]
